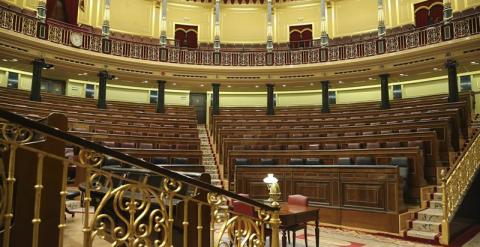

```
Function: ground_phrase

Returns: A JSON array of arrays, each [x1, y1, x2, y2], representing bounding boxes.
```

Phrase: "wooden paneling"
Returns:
[[236, 165, 406, 233]]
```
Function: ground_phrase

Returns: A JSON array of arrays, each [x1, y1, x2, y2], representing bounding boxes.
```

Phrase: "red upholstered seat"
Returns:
[[291, 133, 304, 138], [232, 200, 255, 217], [112, 130, 125, 135], [386, 141, 401, 148], [175, 144, 189, 149], [163, 133, 176, 137], [268, 144, 282, 150], [366, 142, 381, 149], [101, 141, 116, 147], [308, 144, 320, 150], [288, 194, 308, 206], [346, 143, 361, 149], [344, 132, 357, 136], [139, 143, 154, 149], [324, 144, 338, 150], [287, 195, 309, 247], [326, 133, 338, 137], [232, 145, 246, 150], [159, 144, 173, 149], [287, 144, 301, 150], [120, 142, 135, 148], [95, 129, 108, 134], [276, 133, 289, 138]]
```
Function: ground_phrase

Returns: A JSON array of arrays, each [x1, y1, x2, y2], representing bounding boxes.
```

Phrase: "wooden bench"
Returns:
[[227, 147, 426, 199]]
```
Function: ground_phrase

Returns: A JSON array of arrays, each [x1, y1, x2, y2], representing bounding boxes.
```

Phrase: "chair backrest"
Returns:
[[355, 156, 374, 165], [159, 144, 173, 149], [260, 158, 276, 165], [120, 142, 135, 148], [366, 142, 381, 149], [152, 157, 169, 165], [337, 157, 352, 165], [287, 195, 308, 206], [308, 144, 320, 150], [305, 158, 321, 165], [288, 158, 304, 165], [175, 144, 189, 150], [286, 144, 301, 150], [390, 157, 409, 178], [268, 144, 282, 150], [346, 143, 361, 149], [139, 143, 154, 149], [324, 144, 338, 150], [172, 157, 189, 164], [102, 141, 116, 147], [234, 158, 251, 166], [385, 141, 401, 148]]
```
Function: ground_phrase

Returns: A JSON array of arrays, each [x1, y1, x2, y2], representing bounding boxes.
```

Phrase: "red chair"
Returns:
[[287, 195, 309, 247]]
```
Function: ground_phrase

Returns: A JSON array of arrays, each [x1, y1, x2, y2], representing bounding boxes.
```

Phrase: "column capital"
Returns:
[[266, 83, 275, 88], [157, 80, 167, 84], [445, 59, 457, 69], [379, 74, 389, 79], [212, 83, 221, 88], [321, 80, 330, 84]]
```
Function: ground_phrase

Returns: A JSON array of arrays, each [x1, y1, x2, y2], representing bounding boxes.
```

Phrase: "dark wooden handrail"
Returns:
[[0, 108, 277, 211]]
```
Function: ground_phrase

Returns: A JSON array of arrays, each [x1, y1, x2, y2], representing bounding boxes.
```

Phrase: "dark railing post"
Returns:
[[321, 80, 330, 113], [446, 59, 459, 102], [156, 80, 166, 113], [30, 58, 45, 102], [380, 74, 390, 109], [212, 83, 220, 115], [97, 70, 110, 109], [266, 84, 275, 115]]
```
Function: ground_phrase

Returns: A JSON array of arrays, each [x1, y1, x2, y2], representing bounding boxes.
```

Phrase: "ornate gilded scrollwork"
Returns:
[[79, 149, 104, 168], [208, 193, 229, 223], [0, 123, 34, 150], [0, 159, 6, 229], [444, 135, 480, 221], [215, 214, 265, 247], [90, 183, 169, 246]]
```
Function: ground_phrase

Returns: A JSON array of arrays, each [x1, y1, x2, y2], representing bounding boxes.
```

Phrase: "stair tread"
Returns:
[[420, 208, 443, 215], [406, 229, 439, 240], [412, 220, 441, 226]]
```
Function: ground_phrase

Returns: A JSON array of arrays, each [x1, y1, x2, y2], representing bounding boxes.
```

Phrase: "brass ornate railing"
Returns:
[[440, 131, 480, 245], [0, 4, 479, 66], [0, 108, 280, 247]]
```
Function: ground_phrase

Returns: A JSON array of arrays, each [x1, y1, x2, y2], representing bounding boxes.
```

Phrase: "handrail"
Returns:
[[0, 108, 277, 211], [440, 129, 480, 245]]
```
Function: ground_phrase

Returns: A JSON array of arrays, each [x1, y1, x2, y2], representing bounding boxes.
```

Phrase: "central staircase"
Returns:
[[406, 186, 443, 242], [198, 124, 223, 188]]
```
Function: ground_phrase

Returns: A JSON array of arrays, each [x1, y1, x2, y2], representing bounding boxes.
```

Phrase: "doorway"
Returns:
[[190, 93, 207, 124]]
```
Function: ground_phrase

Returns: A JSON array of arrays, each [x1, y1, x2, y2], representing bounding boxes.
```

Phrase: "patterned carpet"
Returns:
[[64, 201, 477, 247], [273, 225, 439, 247]]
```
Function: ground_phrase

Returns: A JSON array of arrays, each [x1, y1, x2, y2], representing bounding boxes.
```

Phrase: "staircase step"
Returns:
[[411, 220, 441, 233], [417, 208, 443, 223], [433, 192, 442, 201], [406, 229, 439, 240], [429, 200, 443, 209]]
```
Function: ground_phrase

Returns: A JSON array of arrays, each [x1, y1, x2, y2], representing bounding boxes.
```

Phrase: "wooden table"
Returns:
[[278, 203, 320, 247]]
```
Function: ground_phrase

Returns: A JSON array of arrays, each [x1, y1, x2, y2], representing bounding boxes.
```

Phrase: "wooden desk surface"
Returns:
[[278, 204, 319, 216]]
